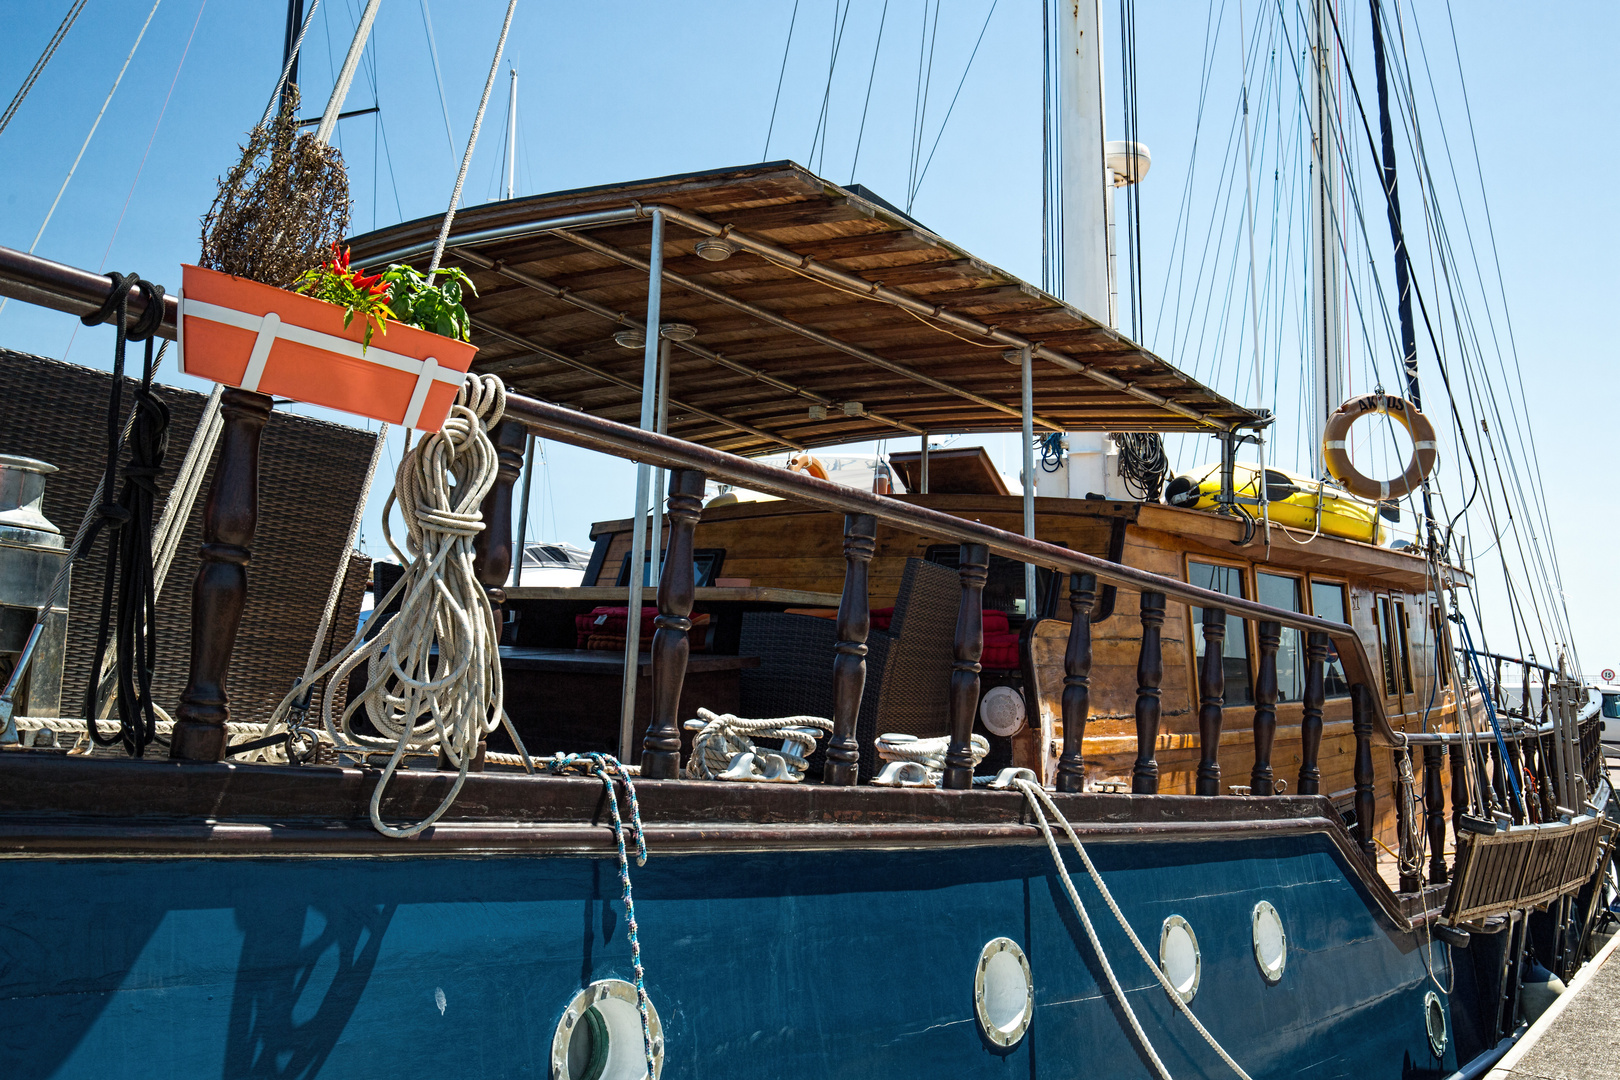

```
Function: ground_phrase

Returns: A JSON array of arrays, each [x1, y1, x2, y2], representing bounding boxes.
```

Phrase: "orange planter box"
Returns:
[[177, 264, 477, 432]]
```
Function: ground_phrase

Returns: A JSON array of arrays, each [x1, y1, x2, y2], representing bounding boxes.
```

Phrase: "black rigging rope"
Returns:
[[762, 0, 801, 159], [848, 0, 889, 184], [0, 0, 88, 139], [78, 274, 170, 757]]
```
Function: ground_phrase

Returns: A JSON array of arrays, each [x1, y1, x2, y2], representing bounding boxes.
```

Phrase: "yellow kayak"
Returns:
[[1164, 463, 1384, 544]]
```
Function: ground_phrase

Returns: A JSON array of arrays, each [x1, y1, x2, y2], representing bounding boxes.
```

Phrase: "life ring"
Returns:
[[1322, 393, 1438, 501], [787, 452, 829, 480]]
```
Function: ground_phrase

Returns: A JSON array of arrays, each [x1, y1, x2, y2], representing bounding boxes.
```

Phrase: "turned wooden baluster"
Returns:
[[824, 513, 876, 786], [1396, 749, 1422, 893], [942, 542, 988, 791], [643, 469, 705, 779], [1352, 683, 1377, 860], [1450, 736, 1468, 866], [171, 388, 273, 762], [1055, 572, 1097, 794], [1297, 631, 1328, 795], [438, 416, 527, 773], [1195, 606, 1226, 796], [1425, 743, 1448, 884], [1251, 620, 1281, 795], [1131, 591, 1167, 795]]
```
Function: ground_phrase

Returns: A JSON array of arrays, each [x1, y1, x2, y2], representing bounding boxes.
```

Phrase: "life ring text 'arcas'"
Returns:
[[1321, 393, 1438, 501]]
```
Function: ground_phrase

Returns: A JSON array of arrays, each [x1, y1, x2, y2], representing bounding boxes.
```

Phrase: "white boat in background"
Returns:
[[516, 541, 591, 587]]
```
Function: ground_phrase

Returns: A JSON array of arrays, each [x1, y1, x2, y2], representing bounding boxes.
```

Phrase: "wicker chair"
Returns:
[[0, 349, 377, 727], [738, 557, 960, 780]]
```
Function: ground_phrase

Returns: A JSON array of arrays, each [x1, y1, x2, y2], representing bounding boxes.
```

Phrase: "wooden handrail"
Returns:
[[498, 390, 1407, 746]]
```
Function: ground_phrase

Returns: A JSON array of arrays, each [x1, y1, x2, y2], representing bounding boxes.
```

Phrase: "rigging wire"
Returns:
[[910, 0, 1000, 204], [807, 0, 855, 175], [848, 0, 889, 184], [16, 0, 163, 261], [762, 0, 801, 159], [906, 0, 941, 213], [0, 0, 88, 140], [417, 0, 459, 168]]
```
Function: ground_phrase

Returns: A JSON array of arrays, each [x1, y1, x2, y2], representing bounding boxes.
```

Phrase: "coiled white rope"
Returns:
[[870, 732, 989, 787], [681, 708, 831, 782], [1011, 777, 1252, 1080], [265, 374, 532, 837]]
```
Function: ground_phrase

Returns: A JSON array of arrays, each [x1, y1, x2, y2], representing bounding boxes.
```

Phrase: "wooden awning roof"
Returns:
[[349, 162, 1262, 455]]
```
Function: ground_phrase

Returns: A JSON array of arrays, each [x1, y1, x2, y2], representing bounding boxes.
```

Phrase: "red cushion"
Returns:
[[575, 606, 656, 648], [870, 606, 895, 633], [981, 630, 1021, 671], [981, 610, 1010, 633]]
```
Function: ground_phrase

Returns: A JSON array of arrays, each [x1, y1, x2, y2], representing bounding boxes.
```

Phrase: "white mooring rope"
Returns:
[[870, 732, 990, 787], [266, 374, 532, 837], [1011, 778, 1253, 1080], [682, 708, 831, 782]]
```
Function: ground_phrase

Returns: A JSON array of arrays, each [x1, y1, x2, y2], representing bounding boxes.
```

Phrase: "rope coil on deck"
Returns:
[[681, 708, 831, 782], [264, 373, 533, 837], [871, 732, 989, 787]]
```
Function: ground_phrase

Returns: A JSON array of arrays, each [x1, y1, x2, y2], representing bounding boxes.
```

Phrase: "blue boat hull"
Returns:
[[0, 830, 1458, 1079]]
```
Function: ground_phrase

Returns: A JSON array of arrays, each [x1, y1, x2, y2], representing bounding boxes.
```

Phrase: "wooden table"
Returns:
[[496, 646, 762, 764], [502, 585, 842, 656]]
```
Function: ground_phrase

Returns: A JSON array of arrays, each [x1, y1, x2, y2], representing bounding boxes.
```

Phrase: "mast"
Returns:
[[280, 0, 306, 106], [505, 65, 518, 200], [1369, 0, 1434, 538], [1307, 0, 1345, 478], [1057, 0, 1110, 320]]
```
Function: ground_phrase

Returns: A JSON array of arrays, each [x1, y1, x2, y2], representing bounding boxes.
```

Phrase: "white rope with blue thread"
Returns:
[[544, 752, 656, 1080], [1011, 777, 1253, 1080]]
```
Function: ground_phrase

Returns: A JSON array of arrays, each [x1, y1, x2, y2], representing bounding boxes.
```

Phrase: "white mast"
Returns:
[[505, 64, 518, 200], [1308, 0, 1345, 477], [1058, 0, 1110, 321]]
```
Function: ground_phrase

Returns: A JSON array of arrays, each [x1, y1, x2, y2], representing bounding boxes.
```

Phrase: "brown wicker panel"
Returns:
[[874, 558, 961, 739], [0, 350, 377, 727]]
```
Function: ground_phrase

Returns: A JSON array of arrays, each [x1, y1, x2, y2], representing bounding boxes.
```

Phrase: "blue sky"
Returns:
[[1, 0, 1614, 676]]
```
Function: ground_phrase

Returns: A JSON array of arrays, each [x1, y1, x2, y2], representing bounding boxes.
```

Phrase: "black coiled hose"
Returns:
[[78, 273, 169, 756]]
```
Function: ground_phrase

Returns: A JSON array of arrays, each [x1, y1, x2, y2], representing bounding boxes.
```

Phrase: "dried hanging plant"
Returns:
[[199, 86, 351, 289]]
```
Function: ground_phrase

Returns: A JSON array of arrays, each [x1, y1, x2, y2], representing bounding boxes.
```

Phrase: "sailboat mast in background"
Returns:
[[1308, 0, 1346, 478]]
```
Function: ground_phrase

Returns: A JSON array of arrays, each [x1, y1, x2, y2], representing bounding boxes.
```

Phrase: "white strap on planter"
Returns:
[[179, 297, 463, 416]]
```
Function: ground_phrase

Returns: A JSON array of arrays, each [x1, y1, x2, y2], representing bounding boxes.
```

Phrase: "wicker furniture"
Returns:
[[0, 349, 376, 727], [739, 557, 961, 780]]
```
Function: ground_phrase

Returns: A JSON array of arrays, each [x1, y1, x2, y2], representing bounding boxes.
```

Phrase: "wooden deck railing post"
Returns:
[[943, 542, 989, 790], [1056, 572, 1097, 794], [1195, 606, 1226, 796], [1396, 749, 1423, 893], [1298, 631, 1328, 795], [1352, 683, 1377, 860], [1251, 620, 1281, 795], [445, 416, 528, 773], [642, 469, 705, 779], [1424, 743, 1448, 884], [1131, 591, 1167, 795], [171, 388, 273, 762], [1450, 736, 1468, 870], [824, 513, 876, 786]]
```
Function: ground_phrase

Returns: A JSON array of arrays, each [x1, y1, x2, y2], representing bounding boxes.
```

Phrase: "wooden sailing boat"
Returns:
[[0, 2, 1609, 1079]]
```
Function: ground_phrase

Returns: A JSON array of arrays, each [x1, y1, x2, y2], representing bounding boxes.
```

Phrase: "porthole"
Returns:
[[1425, 991, 1448, 1058], [1159, 915, 1201, 1003], [551, 979, 663, 1080], [974, 937, 1034, 1048], [1252, 901, 1287, 984]]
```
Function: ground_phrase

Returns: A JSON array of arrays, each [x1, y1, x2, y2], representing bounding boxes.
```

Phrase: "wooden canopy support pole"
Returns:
[[170, 389, 273, 761]]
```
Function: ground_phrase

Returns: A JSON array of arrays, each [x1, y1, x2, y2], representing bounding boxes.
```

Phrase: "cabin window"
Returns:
[[1429, 606, 1451, 687], [1255, 572, 1305, 702], [1375, 597, 1414, 697], [1308, 581, 1352, 698], [1188, 561, 1253, 706]]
